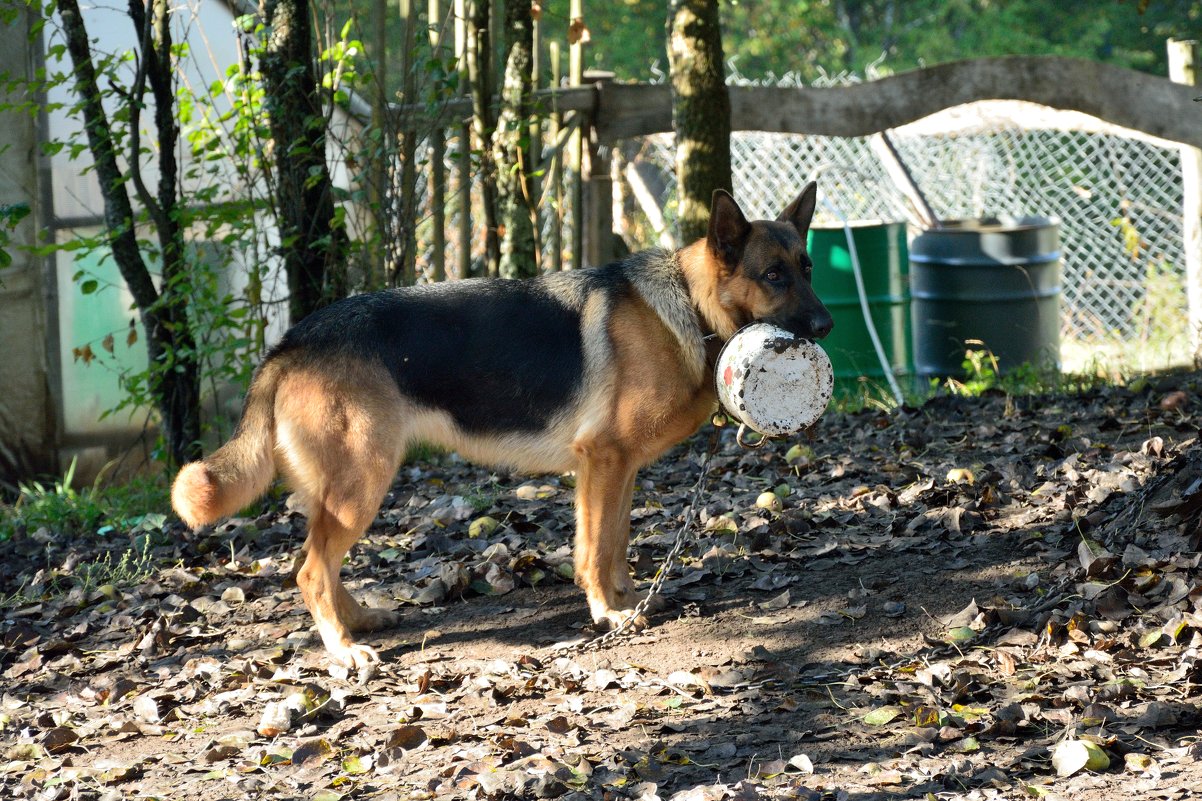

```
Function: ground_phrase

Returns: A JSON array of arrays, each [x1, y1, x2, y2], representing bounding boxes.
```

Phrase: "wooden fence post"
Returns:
[[454, 0, 471, 280], [1168, 39, 1202, 365], [529, 6, 542, 268], [367, 0, 388, 289], [548, 41, 563, 271], [467, 0, 499, 276], [428, 0, 447, 282], [582, 70, 617, 268], [568, 0, 583, 270], [398, 0, 419, 285]]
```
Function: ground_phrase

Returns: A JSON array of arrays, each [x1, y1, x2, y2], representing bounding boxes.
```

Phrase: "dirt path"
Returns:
[[4, 376, 1202, 800]]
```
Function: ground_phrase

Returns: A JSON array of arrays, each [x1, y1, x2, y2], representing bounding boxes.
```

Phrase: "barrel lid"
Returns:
[[809, 219, 906, 231], [715, 323, 834, 437], [911, 216, 1061, 265], [926, 215, 1060, 233]]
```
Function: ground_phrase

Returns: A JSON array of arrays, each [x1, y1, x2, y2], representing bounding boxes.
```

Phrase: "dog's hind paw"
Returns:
[[615, 588, 668, 615], [347, 606, 401, 633], [329, 642, 380, 671]]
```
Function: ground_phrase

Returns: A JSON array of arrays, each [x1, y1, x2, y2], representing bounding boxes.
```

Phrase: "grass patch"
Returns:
[[70, 537, 157, 596], [0, 458, 171, 543], [0, 536, 158, 609], [1, 461, 171, 607], [828, 345, 1122, 415], [405, 441, 448, 464]]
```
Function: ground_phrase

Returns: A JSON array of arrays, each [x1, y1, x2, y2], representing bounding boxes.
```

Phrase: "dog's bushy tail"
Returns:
[[172, 357, 285, 528]]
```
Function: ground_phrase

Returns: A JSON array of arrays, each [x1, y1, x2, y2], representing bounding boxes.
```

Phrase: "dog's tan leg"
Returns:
[[288, 515, 389, 621], [295, 512, 370, 667], [294, 478, 399, 668], [574, 444, 645, 631], [605, 469, 669, 616], [275, 363, 407, 668], [288, 515, 390, 624], [289, 517, 396, 625], [608, 469, 639, 604]]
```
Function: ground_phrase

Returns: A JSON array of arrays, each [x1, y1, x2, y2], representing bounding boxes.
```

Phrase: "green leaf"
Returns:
[[946, 626, 976, 644], [862, 706, 901, 726], [1051, 739, 1110, 777], [1139, 630, 1166, 648], [341, 755, 369, 775], [260, 750, 292, 766], [1, 202, 30, 225]]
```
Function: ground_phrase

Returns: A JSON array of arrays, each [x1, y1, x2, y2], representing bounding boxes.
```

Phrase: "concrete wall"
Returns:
[[0, 7, 54, 481]]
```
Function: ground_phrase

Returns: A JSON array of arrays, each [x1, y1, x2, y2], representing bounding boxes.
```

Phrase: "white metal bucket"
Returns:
[[715, 323, 834, 440]]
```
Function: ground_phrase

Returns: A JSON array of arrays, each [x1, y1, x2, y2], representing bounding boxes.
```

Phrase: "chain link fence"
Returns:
[[407, 95, 1190, 373], [620, 100, 1189, 373]]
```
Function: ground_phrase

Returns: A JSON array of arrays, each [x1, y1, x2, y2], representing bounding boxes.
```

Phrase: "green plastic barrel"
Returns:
[[808, 222, 912, 394], [910, 217, 1060, 379]]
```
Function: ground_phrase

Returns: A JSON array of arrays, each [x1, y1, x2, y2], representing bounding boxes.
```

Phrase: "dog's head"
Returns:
[[700, 182, 834, 341]]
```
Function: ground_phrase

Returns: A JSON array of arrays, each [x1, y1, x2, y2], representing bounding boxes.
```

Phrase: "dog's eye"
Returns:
[[763, 269, 785, 284]]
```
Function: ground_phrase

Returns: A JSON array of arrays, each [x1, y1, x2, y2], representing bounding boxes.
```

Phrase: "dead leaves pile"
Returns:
[[3, 375, 1202, 800]]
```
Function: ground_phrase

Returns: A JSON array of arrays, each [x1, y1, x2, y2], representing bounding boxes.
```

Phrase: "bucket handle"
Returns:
[[736, 424, 770, 450]]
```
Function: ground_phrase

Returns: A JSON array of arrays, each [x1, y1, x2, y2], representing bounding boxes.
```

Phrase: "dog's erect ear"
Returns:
[[777, 181, 818, 236], [707, 189, 751, 267]]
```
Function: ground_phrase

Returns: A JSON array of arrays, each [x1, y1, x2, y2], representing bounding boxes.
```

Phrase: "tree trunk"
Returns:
[[260, 0, 348, 322], [128, 0, 202, 465], [57, 0, 201, 465], [494, 0, 538, 279], [667, 0, 732, 245]]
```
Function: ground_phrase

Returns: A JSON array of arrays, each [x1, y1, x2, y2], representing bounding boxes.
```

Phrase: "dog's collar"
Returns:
[[703, 333, 725, 373]]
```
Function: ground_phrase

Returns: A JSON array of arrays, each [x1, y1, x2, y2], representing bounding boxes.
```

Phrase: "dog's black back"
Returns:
[[275, 280, 581, 433]]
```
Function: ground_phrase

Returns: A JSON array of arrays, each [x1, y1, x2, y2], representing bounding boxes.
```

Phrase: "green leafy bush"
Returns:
[[0, 458, 169, 543]]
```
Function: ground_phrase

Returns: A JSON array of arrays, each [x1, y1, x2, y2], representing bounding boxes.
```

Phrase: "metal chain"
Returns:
[[569, 429, 722, 652]]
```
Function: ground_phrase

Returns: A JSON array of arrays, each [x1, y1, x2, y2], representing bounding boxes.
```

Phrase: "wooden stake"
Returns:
[[569, 0, 583, 270], [429, 0, 446, 282], [549, 41, 563, 271], [398, 0, 419, 285], [455, 0, 471, 280], [368, 0, 388, 289], [1169, 39, 1202, 364]]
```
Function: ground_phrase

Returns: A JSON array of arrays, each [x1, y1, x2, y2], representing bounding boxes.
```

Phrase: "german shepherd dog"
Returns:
[[172, 185, 833, 669]]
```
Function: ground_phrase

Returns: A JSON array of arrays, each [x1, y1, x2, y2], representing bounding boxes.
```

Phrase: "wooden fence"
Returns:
[[381, 53, 1201, 280]]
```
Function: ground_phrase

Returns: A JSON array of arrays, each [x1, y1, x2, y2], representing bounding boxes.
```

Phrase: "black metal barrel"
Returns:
[[910, 217, 1061, 379]]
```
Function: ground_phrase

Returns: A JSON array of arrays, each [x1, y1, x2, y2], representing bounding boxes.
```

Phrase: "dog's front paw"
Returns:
[[592, 607, 649, 633]]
